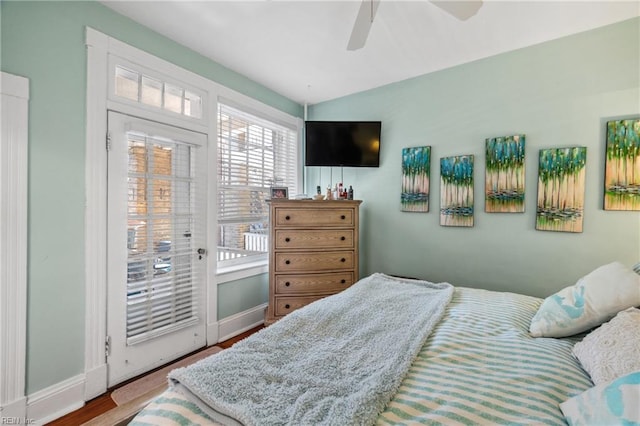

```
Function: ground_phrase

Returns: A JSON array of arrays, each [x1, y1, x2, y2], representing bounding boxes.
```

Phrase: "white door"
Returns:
[[107, 111, 207, 386]]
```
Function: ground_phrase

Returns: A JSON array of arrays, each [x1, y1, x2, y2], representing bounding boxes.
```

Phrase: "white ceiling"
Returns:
[[101, 1, 639, 106]]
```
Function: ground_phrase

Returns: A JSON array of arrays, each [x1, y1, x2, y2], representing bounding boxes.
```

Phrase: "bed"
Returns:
[[130, 263, 640, 425]]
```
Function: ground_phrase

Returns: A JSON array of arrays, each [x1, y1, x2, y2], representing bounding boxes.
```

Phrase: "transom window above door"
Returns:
[[111, 60, 205, 120]]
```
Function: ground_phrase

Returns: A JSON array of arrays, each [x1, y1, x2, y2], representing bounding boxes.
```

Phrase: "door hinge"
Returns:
[[105, 335, 111, 358], [106, 131, 112, 151]]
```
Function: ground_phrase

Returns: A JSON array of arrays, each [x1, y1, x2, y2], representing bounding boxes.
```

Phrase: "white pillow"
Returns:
[[560, 370, 640, 426], [529, 261, 640, 337], [572, 307, 640, 385]]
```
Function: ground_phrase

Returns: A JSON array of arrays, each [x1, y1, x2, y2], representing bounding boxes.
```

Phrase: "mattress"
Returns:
[[130, 286, 592, 425]]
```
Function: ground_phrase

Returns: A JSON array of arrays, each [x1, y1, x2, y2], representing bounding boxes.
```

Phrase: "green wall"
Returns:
[[308, 18, 640, 297], [218, 274, 269, 319], [1, 1, 301, 394]]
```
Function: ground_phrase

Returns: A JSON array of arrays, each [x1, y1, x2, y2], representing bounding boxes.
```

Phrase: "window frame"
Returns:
[[215, 96, 303, 282]]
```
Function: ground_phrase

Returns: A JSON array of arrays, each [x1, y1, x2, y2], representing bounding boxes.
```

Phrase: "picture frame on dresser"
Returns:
[[270, 186, 288, 199]]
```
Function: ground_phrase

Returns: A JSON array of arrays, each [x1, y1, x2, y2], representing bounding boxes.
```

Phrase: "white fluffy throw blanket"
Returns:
[[169, 273, 453, 425]]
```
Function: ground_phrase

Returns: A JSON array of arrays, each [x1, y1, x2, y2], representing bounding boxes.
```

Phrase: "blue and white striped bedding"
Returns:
[[131, 286, 592, 425], [378, 287, 592, 425], [131, 389, 213, 425]]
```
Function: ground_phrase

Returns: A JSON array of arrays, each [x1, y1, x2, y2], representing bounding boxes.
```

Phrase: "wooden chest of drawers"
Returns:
[[265, 199, 362, 325]]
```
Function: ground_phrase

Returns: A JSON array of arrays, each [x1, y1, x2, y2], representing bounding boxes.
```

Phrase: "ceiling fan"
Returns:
[[347, 0, 483, 51]]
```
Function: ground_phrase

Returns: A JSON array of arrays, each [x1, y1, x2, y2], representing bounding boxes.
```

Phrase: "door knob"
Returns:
[[197, 248, 206, 259]]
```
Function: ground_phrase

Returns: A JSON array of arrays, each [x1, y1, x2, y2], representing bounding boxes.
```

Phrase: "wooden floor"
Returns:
[[47, 325, 263, 425]]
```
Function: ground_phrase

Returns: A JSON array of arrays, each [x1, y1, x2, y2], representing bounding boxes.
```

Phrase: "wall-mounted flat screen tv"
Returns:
[[305, 121, 381, 167]]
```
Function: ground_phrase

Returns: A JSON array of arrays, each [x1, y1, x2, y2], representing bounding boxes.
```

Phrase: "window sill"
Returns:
[[216, 261, 268, 284]]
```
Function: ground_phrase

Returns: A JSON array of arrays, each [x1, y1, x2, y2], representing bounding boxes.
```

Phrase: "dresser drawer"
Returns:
[[274, 295, 326, 316], [274, 229, 354, 250], [274, 207, 354, 227], [275, 272, 354, 294], [275, 251, 354, 272]]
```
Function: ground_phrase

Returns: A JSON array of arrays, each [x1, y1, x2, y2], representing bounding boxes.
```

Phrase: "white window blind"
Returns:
[[217, 102, 299, 267], [126, 132, 203, 345]]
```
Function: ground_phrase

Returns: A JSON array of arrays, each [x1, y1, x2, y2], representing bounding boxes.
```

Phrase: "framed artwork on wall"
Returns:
[[536, 147, 587, 233], [604, 118, 640, 211], [485, 135, 526, 213], [401, 146, 431, 212], [440, 155, 474, 227]]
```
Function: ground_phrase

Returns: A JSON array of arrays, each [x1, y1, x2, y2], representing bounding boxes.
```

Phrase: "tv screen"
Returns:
[[305, 121, 381, 167]]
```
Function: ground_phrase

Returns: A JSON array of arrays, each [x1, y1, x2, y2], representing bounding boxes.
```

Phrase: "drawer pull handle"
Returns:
[[285, 260, 291, 265], [341, 279, 346, 284], [285, 237, 290, 242], [285, 215, 291, 220], [341, 258, 346, 262], [340, 236, 346, 241], [285, 304, 290, 309], [285, 282, 290, 286], [341, 215, 346, 220]]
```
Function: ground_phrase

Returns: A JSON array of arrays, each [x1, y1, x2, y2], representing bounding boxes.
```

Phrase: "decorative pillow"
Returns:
[[572, 307, 640, 385], [560, 370, 640, 426], [529, 261, 640, 337]]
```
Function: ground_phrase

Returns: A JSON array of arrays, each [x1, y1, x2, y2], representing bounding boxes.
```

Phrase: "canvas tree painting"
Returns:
[[401, 146, 430, 212], [485, 135, 525, 213], [604, 118, 640, 211], [440, 155, 474, 227], [536, 147, 587, 233]]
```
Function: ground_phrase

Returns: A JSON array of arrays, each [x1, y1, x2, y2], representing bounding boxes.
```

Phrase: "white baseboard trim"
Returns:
[[84, 363, 107, 400], [207, 321, 220, 345], [26, 374, 85, 425], [217, 303, 267, 343], [1, 396, 27, 419]]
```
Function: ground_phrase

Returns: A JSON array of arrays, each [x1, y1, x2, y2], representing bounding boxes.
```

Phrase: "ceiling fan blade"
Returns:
[[347, 0, 380, 51], [430, 0, 483, 21]]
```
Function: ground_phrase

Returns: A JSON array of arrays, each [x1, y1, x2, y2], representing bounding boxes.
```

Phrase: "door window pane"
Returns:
[[126, 133, 199, 342]]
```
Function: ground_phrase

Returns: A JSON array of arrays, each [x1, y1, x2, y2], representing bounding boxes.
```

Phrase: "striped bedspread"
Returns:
[[131, 389, 219, 425], [377, 287, 592, 425], [131, 287, 592, 425]]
